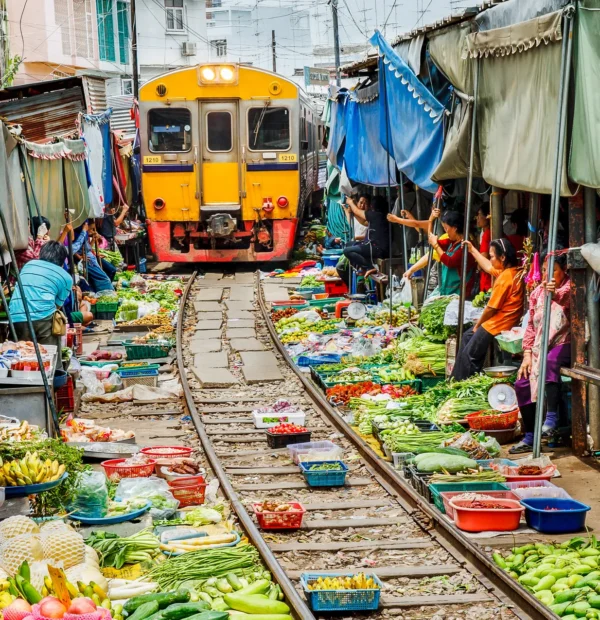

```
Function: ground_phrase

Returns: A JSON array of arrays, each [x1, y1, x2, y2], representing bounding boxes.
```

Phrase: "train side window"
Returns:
[[248, 107, 290, 151], [148, 108, 191, 152], [206, 111, 232, 152]]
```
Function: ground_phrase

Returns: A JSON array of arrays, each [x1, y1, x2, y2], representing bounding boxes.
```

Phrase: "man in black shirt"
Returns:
[[97, 204, 129, 250]]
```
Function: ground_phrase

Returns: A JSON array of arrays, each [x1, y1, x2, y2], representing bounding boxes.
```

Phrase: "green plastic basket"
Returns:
[[496, 335, 523, 355], [124, 340, 174, 360], [420, 374, 446, 391], [429, 481, 510, 513]]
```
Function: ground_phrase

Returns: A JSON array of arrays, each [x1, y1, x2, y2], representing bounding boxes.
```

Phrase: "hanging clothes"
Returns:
[[80, 110, 113, 215]]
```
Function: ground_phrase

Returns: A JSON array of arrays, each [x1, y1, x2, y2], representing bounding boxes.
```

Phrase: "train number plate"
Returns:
[[278, 153, 297, 163], [144, 155, 162, 164]]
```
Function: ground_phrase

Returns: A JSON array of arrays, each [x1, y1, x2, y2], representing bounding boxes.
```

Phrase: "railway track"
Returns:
[[175, 270, 551, 620]]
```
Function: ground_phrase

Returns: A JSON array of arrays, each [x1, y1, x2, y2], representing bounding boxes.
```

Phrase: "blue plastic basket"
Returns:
[[521, 497, 591, 533], [299, 460, 348, 487], [300, 573, 382, 612], [296, 353, 346, 367], [117, 365, 160, 378], [323, 254, 342, 267]]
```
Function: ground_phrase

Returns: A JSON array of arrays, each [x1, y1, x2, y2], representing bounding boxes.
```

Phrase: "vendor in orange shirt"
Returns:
[[451, 238, 524, 381]]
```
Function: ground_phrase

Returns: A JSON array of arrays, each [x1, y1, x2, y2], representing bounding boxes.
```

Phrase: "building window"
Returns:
[[121, 78, 133, 95], [206, 111, 232, 152], [149, 108, 192, 152], [206, 0, 221, 6], [248, 107, 290, 151], [97, 0, 116, 61], [211, 39, 226, 57], [165, 0, 184, 31], [117, 1, 129, 64]]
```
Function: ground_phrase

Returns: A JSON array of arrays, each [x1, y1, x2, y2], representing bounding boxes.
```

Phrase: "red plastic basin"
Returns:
[[449, 498, 525, 532]]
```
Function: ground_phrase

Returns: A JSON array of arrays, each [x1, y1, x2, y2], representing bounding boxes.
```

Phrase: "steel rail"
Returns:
[[256, 273, 550, 620], [175, 271, 315, 620]]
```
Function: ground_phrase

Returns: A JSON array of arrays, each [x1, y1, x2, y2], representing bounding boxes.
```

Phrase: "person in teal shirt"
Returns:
[[9, 241, 73, 348]]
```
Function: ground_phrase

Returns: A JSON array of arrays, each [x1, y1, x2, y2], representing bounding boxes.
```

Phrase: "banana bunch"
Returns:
[[0, 453, 65, 486], [41, 577, 111, 610], [0, 589, 15, 609], [307, 574, 379, 591]]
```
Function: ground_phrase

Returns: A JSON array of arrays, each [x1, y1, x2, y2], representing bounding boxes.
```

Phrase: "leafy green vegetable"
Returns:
[[418, 296, 456, 342]]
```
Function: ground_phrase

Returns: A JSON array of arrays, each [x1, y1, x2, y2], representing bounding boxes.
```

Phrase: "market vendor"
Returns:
[[96, 204, 129, 250], [427, 210, 476, 297], [451, 238, 524, 381], [510, 246, 570, 454], [15, 217, 72, 270], [476, 204, 492, 293], [71, 222, 115, 293], [9, 241, 73, 348], [337, 195, 389, 285], [336, 194, 370, 286]]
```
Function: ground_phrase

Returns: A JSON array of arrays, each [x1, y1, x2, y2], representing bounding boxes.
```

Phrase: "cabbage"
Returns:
[[183, 507, 222, 525]]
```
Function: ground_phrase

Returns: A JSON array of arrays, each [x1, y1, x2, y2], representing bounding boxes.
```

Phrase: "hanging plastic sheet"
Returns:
[[569, 0, 600, 187], [474, 0, 569, 31], [370, 30, 445, 193], [324, 163, 351, 241], [326, 95, 347, 168], [24, 139, 93, 233], [465, 9, 572, 195], [0, 124, 29, 253], [344, 94, 398, 187], [81, 110, 113, 215], [428, 22, 482, 181], [394, 35, 424, 75]]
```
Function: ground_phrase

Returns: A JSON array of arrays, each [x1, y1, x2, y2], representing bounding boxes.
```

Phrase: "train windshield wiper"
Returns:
[[253, 101, 270, 148]]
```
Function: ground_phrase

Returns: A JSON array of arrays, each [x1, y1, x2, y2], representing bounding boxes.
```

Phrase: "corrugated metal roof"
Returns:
[[0, 87, 85, 143], [108, 94, 136, 137], [82, 76, 108, 113]]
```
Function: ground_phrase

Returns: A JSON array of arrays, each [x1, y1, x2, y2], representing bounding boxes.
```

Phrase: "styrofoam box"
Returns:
[[252, 411, 306, 429]]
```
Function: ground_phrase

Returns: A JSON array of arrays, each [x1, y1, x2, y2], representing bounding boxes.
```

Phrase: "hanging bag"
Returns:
[[52, 309, 68, 336]]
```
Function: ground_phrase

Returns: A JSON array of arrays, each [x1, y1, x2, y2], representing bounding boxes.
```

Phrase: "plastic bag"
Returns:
[[581, 242, 600, 274], [80, 368, 105, 395], [351, 335, 382, 358], [71, 471, 108, 518], [116, 476, 179, 520], [102, 373, 123, 394], [445, 431, 490, 460], [478, 435, 501, 457], [293, 310, 321, 324]]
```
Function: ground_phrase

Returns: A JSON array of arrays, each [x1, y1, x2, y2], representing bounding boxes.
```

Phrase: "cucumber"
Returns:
[[124, 592, 191, 614], [161, 603, 211, 620], [225, 573, 243, 591], [178, 613, 228, 620], [128, 601, 160, 620]]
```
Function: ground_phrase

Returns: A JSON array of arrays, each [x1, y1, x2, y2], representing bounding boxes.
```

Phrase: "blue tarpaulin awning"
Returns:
[[370, 30, 446, 193]]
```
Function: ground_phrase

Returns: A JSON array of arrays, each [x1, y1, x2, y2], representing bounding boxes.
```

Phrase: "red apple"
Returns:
[[39, 598, 67, 619], [67, 598, 97, 615]]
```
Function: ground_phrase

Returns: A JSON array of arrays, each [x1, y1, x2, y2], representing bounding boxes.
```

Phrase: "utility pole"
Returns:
[[331, 0, 341, 86], [131, 0, 139, 99], [271, 29, 276, 73]]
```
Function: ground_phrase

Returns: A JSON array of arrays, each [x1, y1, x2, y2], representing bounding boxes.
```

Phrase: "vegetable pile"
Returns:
[[267, 423, 308, 435], [418, 296, 456, 342]]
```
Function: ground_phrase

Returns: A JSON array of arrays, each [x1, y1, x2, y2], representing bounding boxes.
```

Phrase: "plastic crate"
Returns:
[[122, 375, 158, 389], [429, 481, 509, 513], [102, 458, 156, 482], [309, 297, 345, 310], [253, 502, 305, 530], [441, 490, 521, 519], [466, 408, 519, 431], [506, 480, 571, 500], [421, 374, 446, 391], [168, 476, 206, 508], [320, 279, 348, 296], [117, 365, 160, 378], [79, 359, 123, 368], [301, 573, 382, 612], [521, 498, 590, 533], [124, 340, 173, 360], [407, 465, 433, 501], [95, 301, 119, 321], [55, 376, 74, 412], [266, 429, 311, 449], [288, 441, 343, 465], [300, 460, 348, 487]]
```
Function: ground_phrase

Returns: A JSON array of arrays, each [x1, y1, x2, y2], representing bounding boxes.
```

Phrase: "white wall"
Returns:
[[136, 0, 210, 82]]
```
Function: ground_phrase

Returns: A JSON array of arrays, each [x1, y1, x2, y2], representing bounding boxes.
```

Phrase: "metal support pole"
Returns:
[[0, 207, 60, 434], [424, 190, 442, 298], [397, 174, 408, 272], [533, 10, 574, 458], [457, 58, 479, 349], [381, 60, 394, 324], [331, 0, 341, 87], [585, 187, 600, 449], [131, 0, 139, 99], [490, 187, 504, 242], [0, 279, 17, 341], [271, 30, 276, 73], [62, 158, 78, 311]]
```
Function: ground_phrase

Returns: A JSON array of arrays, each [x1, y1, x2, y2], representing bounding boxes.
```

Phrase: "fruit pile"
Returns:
[[306, 574, 380, 591], [268, 423, 308, 435], [0, 454, 65, 486]]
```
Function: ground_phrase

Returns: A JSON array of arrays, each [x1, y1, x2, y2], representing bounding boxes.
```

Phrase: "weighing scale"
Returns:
[[335, 295, 367, 325], [484, 366, 518, 412]]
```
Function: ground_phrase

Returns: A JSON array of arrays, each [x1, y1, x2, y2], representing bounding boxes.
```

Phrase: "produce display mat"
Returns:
[[440, 514, 537, 538]]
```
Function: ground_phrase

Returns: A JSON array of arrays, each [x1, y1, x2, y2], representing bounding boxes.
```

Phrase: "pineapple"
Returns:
[[41, 529, 85, 569]]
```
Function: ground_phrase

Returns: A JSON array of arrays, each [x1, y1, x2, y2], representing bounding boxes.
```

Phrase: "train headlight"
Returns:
[[277, 196, 289, 208], [201, 67, 216, 82], [220, 66, 234, 82]]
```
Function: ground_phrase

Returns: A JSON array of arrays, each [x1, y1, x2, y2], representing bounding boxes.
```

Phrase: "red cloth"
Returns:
[[290, 261, 317, 272], [479, 228, 491, 292], [507, 234, 525, 254]]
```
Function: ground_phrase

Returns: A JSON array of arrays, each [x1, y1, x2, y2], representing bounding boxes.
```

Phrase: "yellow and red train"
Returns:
[[139, 63, 323, 262]]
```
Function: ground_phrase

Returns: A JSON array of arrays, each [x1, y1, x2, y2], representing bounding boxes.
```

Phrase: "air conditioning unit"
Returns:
[[181, 42, 196, 56]]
